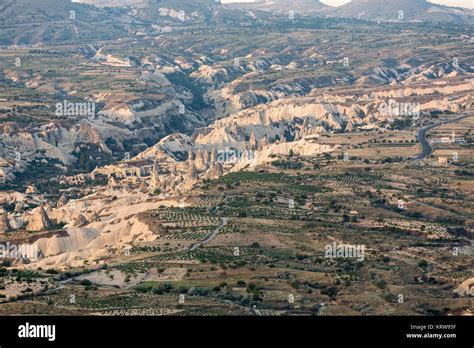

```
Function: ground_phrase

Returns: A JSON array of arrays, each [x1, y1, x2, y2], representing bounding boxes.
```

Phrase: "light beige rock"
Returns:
[[71, 213, 88, 227], [249, 131, 258, 150], [25, 185, 36, 194], [195, 149, 206, 171], [0, 210, 12, 233], [210, 147, 217, 162], [188, 159, 198, 180], [56, 194, 68, 208], [206, 161, 223, 179], [454, 278, 474, 297], [26, 206, 53, 232], [14, 202, 24, 213], [139, 180, 148, 193]]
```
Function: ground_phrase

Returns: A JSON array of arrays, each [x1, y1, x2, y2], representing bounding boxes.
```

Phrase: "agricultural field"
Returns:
[[2, 136, 471, 316]]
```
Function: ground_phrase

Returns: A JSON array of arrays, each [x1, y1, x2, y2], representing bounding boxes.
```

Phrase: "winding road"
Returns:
[[412, 113, 469, 161], [190, 217, 227, 251]]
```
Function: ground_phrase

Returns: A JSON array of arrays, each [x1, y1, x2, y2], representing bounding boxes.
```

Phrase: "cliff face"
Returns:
[[129, 72, 472, 166], [0, 210, 12, 233], [26, 206, 54, 232], [2, 70, 470, 185], [0, 121, 112, 182]]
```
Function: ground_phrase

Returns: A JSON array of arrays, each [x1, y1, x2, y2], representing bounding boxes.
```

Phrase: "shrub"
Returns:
[[375, 279, 387, 289], [290, 280, 302, 289], [418, 260, 428, 268]]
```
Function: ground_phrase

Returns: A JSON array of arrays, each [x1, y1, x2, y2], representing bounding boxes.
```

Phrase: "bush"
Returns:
[[135, 285, 153, 293], [246, 283, 257, 292], [290, 280, 302, 289], [295, 254, 306, 261], [375, 279, 386, 289], [1, 260, 12, 267], [80, 279, 92, 286], [418, 260, 428, 268], [153, 283, 173, 294], [383, 291, 398, 303], [189, 287, 211, 296], [177, 286, 188, 294], [320, 286, 338, 299]]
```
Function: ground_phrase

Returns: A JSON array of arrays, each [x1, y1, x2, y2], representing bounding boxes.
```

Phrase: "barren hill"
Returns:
[[228, 0, 329, 14], [328, 0, 474, 23]]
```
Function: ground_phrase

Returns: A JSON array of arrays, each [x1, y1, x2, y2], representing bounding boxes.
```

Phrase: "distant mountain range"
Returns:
[[327, 0, 474, 23], [228, 0, 473, 23], [0, 0, 472, 46], [72, 0, 145, 6], [0, 0, 103, 25], [0, 0, 237, 45], [12, 0, 472, 24], [227, 0, 329, 15], [0, 0, 129, 45]]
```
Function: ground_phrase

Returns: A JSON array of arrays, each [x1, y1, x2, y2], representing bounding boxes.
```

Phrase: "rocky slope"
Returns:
[[2, 74, 471, 268], [0, 0, 128, 45], [228, 0, 329, 15], [327, 0, 474, 23]]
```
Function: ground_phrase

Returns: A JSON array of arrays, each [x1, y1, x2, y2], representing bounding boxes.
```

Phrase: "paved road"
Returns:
[[413, 123, 440, 160], [412, 114, 469, 161], [190, 217, 227, 251]]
